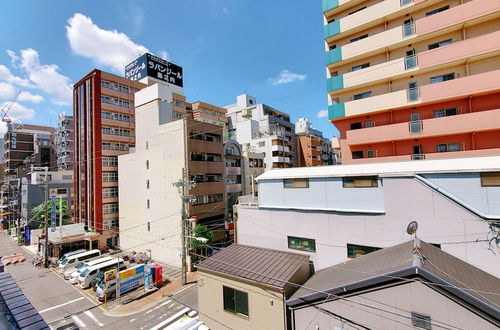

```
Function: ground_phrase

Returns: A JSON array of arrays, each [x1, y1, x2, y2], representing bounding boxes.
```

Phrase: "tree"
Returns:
[[30, 199, 72, 229], [191, 224, 214, 249]]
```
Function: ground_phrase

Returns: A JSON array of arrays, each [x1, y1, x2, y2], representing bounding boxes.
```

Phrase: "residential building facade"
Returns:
[[72, 69, 146, 242], [224, 140, 243, 222], [56, 113, 73, 170], [323, 0, 500, 163], [119, 80, 226, 267], [225, 94, 297, 170], [236, 156, 500, 277], [295, 117, 335, 166], [241, 149, 265, 197]]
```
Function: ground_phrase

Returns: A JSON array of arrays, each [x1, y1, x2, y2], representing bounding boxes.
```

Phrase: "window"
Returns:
[[103, 188, 118, 198], [223, 286, 248, 317], [350, 122, 362, 130], [433, 108, 457, 118], [103, 203, 118, 214], [146, 141, 149, 150], [147, 199, 150, 209], [350, 34, 368, 43], [284, 178, 309, 188], [288, 236, 316, 252], [367, 150, 375, 158], [480, 172, 500, 187], [353, 91, 372, 100], [347, 244, 381, 258], [102, 172, 118, 182], [436, 143, 460, 153], [102, 156, 118, 167], [101, 96, 130, 108], [258, 141, 265, 147], [430, 73, 454, 84], [411, 312, 431, 329], [364, 121, 374, 128], [428, 39, 452, 50], [351, 63, 370, 71], [343, 176, 378, 188], [147, 222, 150, 232], [191, 194, 224, 206], [146, 160, 149, 169], [426, 5, 449, 16], [352, 151, 364, 159], [146, 180, 150, 189]]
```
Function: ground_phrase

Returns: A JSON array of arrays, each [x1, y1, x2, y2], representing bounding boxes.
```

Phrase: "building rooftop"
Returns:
[[287, 239, 500, 320], [257, 155, 500, 180], [196, 244, 309, 289]]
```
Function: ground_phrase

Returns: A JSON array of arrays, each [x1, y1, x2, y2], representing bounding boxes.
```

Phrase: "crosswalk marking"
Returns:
[[84, 311, 104, 327], [71, 315, 86, 328], [150, 307, 190, 330], [39, 297, 85, 313]]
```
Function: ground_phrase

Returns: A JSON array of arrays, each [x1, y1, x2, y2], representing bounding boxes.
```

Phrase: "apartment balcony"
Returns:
[[101, 133, 133, 143], [189, 161, 224, 174], [324, 0, 414, 40], [415, 0, 500, 38], [101, 118, 135, 130], [190, 203, 225, 218], [226, 183, 242, 194], [326, 23, 415, 66], [346, 109, 500, 146], [272, 156, 291, 164], [418, 30, 500, 70], [102, 197, 118, 204], [238, 194, 258, 206], [225, 166, 241, 175], [329, 87, 420, 120], [271, 145, 290, 153], [327, 55, 418, 93], [190, 182, 224, 195]]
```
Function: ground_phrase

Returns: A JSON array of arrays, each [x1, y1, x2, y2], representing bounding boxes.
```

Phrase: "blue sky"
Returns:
[[0, 0, 338, 137]]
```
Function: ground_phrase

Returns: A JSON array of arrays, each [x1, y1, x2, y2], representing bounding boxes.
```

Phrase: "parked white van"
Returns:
[[79, 259, 124, 289], [59, 250, 101, 272], [68, 256, 114, 284], [62, 254, 110, 279]]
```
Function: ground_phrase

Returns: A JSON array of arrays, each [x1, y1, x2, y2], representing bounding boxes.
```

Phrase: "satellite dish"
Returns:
[[406, 221, 418, 235]]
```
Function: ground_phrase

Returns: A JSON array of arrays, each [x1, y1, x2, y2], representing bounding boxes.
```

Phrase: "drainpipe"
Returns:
[[392, 141, 396, 156], [468, 96, 473, 113], [472, 132, 476, 150]]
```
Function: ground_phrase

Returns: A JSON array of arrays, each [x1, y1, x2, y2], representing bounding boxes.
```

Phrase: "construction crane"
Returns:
[[1, 90, 22, 123]]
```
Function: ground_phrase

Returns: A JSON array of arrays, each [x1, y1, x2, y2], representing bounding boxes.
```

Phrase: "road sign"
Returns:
[[24, 226, 31, 243], [50, 196, 56, 232]]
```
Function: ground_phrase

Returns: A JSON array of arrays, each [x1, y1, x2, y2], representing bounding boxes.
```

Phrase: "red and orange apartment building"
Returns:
[[323, 0, 500, 163]]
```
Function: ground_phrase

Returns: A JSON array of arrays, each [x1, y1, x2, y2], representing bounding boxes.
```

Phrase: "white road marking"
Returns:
[[71, 315, 86, 328], [84, 310, 104, 327], [144, 299, 172, 315], [150, 307, 190, 330], [39, 297, 85, 313]]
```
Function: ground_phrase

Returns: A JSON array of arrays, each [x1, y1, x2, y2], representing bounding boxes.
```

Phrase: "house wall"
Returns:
[[198, 271, 286, 330], [237, 176, 499, 276], [292, 281, 498, 330]]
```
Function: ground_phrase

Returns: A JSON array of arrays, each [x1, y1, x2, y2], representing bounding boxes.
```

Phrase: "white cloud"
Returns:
[[66, 13, 149, 73], [0, 101, 36, 120], [317, 110, 328, 118], [269, 69, 306, 86], [0, 65, 32, 87], [11, 48, 73, 105], [6, 50, 20, 67], [0, 82, 44, 103], [159, 50, 169, 61]]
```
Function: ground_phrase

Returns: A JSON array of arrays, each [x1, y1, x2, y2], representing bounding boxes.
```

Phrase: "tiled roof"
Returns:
[[288, 240, 500, 319], [197, 244, 310, 289]]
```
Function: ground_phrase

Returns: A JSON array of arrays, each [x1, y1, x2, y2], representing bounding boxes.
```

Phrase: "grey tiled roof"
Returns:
[[196, 244, 310, 289], [289, 239, 500, 315]]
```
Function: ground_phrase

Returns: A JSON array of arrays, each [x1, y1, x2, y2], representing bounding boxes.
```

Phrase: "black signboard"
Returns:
[[124, 53, 183, 87]]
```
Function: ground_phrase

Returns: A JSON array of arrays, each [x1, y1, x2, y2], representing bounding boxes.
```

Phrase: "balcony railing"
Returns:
[[407, 87, 420, 101], [411, 154, 425, 160], [405, 55, 417, 69], [238, 195, 258, 206], [403, 21, 415, 37], [409, 120, 423, 133]]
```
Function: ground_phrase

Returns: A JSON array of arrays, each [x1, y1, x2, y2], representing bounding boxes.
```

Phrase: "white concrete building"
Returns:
[[236, 156, 500, 277], [225, 94, 297, 170]]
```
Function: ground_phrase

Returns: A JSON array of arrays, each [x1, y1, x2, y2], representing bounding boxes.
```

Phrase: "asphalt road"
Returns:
[[1, 234, 198, 330]]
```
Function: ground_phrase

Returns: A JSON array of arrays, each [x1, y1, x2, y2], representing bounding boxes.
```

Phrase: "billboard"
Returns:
[[124, 53, 183, 87], [104, 269, 117, 283], [119, 265, 145, 294]]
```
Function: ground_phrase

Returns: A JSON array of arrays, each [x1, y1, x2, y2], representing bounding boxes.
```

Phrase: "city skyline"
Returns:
[[0, 1, 338, 138]]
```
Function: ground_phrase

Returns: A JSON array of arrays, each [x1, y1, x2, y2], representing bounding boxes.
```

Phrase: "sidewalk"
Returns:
[[104, 272, 197, 316]]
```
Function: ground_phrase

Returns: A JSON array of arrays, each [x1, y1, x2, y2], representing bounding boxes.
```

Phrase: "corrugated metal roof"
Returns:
[[289, 240, 500, 314], [257, 155, 500, 180], [197, 244, 310, 289]]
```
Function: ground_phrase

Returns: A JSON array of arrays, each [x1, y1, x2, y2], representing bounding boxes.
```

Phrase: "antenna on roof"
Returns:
[[407, 221, 422, 266], [406, 221, 418, 237]]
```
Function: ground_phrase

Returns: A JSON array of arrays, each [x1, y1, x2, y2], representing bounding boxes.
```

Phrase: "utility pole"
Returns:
[[43, 167, 49, 268], [174, 168, 196, 285]]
